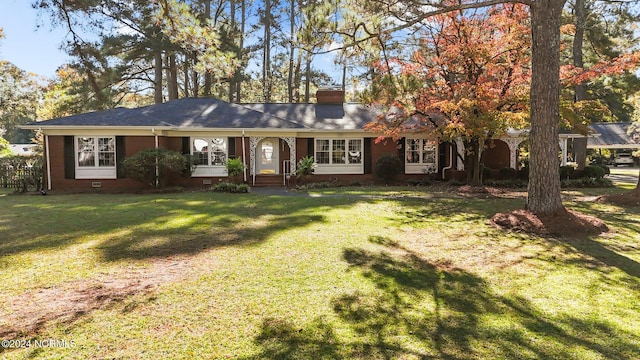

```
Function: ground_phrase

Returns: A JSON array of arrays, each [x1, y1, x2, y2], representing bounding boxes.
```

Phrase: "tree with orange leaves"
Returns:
[[364, 4, 531, 186]]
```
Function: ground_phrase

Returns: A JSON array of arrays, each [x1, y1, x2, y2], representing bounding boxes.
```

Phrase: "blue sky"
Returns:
[[0, 0, 71, 78], [0, 1, 343, 84]]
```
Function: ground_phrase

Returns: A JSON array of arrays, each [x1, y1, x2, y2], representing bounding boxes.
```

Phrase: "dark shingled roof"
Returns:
[[242, 103, 381, 130], [588, 122, 640, 149], [30, 97, 381, 130]]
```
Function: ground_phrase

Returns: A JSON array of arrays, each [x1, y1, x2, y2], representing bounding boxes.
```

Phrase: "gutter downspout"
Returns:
[[442, 142, 454, 180], [242, 130, 247, 183], [152, 128, 159, 187], [43, 129, 52, 191]]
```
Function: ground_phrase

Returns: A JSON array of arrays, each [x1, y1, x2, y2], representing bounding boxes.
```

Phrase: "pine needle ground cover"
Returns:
[[0, 187, 638, 359]]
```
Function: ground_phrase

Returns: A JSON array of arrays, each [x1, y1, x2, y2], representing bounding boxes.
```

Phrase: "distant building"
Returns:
[[9, 144, 38, 156]]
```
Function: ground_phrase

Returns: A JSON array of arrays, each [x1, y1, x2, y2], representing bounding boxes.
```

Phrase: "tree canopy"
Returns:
[[363, 4, 531, 185]]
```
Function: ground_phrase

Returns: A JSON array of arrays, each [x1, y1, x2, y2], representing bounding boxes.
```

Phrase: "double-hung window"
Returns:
[[75, 136, 117, 179], [191, 137, 228, 176], [405, 138, 437, 174], [314, 138, 363, 174]]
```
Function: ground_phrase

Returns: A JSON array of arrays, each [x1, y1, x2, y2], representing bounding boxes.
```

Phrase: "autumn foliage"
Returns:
[[364, 4, 531, 185]]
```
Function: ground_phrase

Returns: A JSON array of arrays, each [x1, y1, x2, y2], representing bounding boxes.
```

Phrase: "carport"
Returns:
[[587, 122, 640, 150]]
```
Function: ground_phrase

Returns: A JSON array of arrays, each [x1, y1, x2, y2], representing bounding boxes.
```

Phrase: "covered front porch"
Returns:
[[248, 136, 297, 186]]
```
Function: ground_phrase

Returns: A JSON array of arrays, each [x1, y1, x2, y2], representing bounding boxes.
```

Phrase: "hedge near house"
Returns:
[[122, 148, 190, 188]]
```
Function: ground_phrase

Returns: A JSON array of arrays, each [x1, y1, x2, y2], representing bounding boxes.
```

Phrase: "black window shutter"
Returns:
[[364, 138, 372, 174], [182, 137, 190, 155], [116, 136, 126, 178], [63, 136, 75, 179], [228, 137, 236, 159], [398, 137, 406, 173], [307, 138, 314, 159]]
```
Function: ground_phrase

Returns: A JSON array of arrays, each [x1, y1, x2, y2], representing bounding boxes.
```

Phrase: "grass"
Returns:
[[0, 185, 639, 359]]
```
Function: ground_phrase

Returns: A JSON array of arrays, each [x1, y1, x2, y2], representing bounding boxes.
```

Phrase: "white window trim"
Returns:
[[191, 137, 228, 177], [405, 138, 438, 174], [314, 138, 364, 175], [75, 136, 117, 179]]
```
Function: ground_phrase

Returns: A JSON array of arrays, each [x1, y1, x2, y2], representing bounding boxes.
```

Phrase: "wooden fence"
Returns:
[[0, 165, 43, 191]]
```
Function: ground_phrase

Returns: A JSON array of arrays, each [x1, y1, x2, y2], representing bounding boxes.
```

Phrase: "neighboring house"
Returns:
[[23, 90, 526, 191], [8, 144, 38, 156]]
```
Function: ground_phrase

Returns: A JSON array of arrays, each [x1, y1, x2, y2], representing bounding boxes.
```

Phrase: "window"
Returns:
[[315, 139, 362, 165], [191, 137, 228, 177], [77, 137, 115, 168], [75, 136, 117, 179], [348, 139, 362, 164], [192, 138, 227, 166], [405, 138, 437, 174], [316, 139, 330, 164]]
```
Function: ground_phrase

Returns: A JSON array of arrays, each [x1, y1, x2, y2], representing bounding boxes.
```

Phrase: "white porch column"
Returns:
[[503, 138, 524, 169], [455, 138, 465, 170], [249, 137, 265, 185], [559, 137, 568, 166], [281, 137, 297, 174]]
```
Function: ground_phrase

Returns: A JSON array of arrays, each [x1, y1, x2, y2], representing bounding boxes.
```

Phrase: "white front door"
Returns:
[[257, 138, 279, 174]]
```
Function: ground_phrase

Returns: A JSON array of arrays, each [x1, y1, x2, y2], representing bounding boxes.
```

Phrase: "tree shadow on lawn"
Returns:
[[391, 195, 521, 228], [560, 236, 640, 279], [0, 193, 365, 341], [247, 236, 640, 359], [0, 193, 359, 261], [559, 202, 640, 280]]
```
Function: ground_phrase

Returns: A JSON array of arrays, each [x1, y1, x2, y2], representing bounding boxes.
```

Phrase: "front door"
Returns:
[[257, 138, 279, 174]]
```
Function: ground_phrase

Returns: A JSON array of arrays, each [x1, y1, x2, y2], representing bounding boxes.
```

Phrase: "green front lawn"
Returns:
[[1, 186, 639, 359]]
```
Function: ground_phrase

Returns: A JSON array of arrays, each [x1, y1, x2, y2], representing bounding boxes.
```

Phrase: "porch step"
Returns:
[[252, 175, 288, 187]]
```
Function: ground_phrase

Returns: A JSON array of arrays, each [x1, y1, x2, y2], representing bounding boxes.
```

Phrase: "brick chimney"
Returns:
[[316, 89, 345, 104]]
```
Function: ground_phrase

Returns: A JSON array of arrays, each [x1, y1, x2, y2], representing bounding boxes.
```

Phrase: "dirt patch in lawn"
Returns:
[[0, 257, 193, 339], [596, 190, 640, 207], [450, 185, 528, 199], [490, 208, 609, 237]]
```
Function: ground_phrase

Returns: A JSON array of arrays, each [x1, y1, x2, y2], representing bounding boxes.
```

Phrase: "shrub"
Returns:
[[499, 167, 517, 179], [375, 154, 403, 183], [407, 178, 432, 186], [484, 178, 528, 189], [225, 157, 246, 182], [583, 164, 611, 177], [307, 181, 334, 189], [123, 148, 189, 187], [211, 182, 250, 193], [561, 177, 614, 188], [581, 165, 607, 179], [482, 166, 492, 180], [296, 156, 316, 178], [296, 156, 316, 184], [518, 166, 529, 180], [559, 165, 576, 180]]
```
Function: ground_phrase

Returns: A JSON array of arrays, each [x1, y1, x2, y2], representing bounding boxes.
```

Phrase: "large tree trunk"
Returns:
[[527, 0, 567, 215], [287, 0, 295, 103], [203, 0, 212, 97], [236, 0, 246, 103], [167, 53, 179, 101], [192, 52, 200, 96], [183, 54, 190, 97], [154, 50, 163, 104], [294, 49, 303, 102], [304, 54, 311, 102], [464, 138, 484, 186], [572, 0, 588, 170], [229, 0, 236, 103], [263, 0, 272, 102]]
